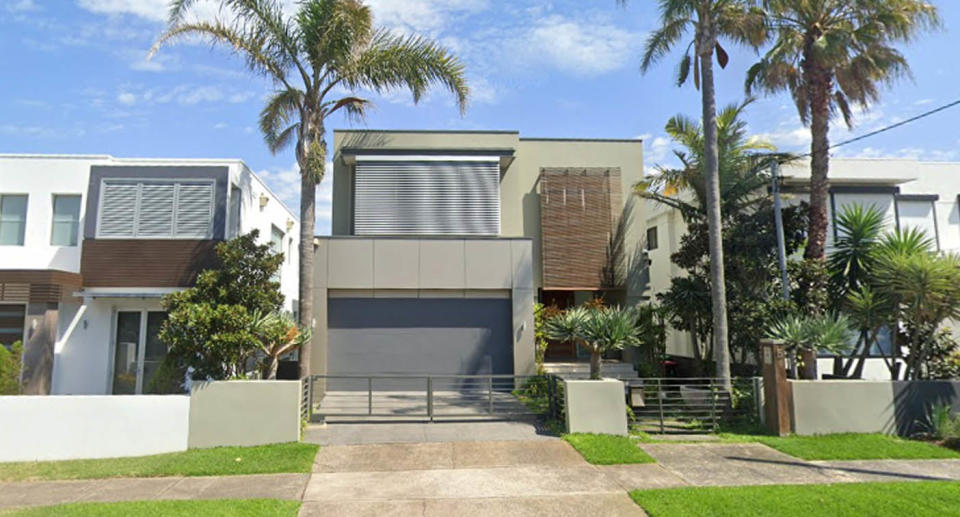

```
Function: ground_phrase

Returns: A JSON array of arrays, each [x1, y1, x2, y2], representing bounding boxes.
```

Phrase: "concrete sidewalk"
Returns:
[[638, 442, 960, 486], [0, 473, 308, 511], [303, 420, 556, 446]]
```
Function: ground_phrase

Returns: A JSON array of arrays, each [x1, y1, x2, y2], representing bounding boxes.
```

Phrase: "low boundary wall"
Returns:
[[0, 395, 190, 461], [0, 381, 302, 462], [790, 380, 960, 436]]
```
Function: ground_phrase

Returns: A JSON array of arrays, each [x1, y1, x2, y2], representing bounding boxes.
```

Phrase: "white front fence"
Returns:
[[0, 395, 190, 461]]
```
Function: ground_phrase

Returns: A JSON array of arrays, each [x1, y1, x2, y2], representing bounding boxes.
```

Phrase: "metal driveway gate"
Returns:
[[303, 374, 542, 422]]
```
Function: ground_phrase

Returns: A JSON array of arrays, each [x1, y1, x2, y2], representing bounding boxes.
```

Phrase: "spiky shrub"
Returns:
[[544, 306, 641, 380]]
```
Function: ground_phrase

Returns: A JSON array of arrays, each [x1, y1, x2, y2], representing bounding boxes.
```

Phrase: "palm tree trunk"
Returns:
[[804, 64, 831, 260], [297, 141, 321, 379], [698, 30, 731, 393], [590, 349, 602, 380]]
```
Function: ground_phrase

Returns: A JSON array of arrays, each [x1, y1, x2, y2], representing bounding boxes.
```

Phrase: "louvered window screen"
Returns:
[[98, 181, 213, 239], [353, 158, 500, 235]]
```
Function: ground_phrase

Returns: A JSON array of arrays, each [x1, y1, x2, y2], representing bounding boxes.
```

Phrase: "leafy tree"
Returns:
[[641, 100, 805, 372], [159, 231, 286, 381], [544, 306, 640, 380], [746, 0, 940, 260], [632, 0, 766, 392], [0, 341, 23, 395], [152, 0, 469, 377]]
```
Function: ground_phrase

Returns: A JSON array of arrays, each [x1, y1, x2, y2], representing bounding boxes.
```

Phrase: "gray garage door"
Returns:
[[328, 297, 514, 377]]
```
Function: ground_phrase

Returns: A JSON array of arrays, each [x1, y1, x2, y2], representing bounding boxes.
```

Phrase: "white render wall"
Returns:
[[0, 395, 190, 461], [0, 155, 109, 272], [232, 164, 300, 313]]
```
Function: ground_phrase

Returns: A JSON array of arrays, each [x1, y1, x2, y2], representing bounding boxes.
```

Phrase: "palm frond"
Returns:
[[259, 88, 304, 154], [348, 29, 468, 114]]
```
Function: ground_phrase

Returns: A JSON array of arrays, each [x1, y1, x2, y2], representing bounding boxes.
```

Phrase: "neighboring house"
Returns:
[[0, 154, 298, 395], [643, 157, 960, 379], [307, 130, 645, 378]]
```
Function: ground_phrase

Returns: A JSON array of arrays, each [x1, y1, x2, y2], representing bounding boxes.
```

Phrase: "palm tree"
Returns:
[[151, 0, 468, 377], [636, 100, 775, 221], [544, 306, 640, 380], [746, 0, 939, 260], [634, 0, 766, 392]]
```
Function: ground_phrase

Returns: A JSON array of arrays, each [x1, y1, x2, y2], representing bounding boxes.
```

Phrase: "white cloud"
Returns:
[[366, 0, 487, 35], [836, 146, 959, 162], [116, 91, 137, 105], [75, 0, 168, 22], [754, 126, 811, 148], [257, 162, 334, 234], [6, 0, 37, 13], [516, 14, 639, 75]]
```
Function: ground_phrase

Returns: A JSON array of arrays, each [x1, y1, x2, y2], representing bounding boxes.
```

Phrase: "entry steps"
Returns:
[[542, 361, 639, 380]]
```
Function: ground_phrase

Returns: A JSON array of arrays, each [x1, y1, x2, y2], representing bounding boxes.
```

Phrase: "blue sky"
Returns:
[[2, 0, 958, 234]]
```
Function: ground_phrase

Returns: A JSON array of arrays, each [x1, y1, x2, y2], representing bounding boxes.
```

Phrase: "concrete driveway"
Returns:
[[303, 419, 556, 446], [299, 439, 677, 517]]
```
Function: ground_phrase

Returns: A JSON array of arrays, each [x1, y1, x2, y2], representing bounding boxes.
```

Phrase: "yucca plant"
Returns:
[[828, 204, 885, 303], [251, 310, 311, 380], [544, 306, 640, 380], [767, 312, 855, 375]]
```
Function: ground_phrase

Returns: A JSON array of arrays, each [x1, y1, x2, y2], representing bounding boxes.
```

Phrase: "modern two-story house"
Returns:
[[644, 157, 960, 378], [0, 154, 298, 395], [306, 130, 645, 379]]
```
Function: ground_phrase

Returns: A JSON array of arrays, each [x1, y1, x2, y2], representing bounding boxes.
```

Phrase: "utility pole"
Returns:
[[771, 160, 790, 301]]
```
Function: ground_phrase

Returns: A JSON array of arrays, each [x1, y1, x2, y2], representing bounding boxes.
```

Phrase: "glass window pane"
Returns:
[[112, 312, 141, 395], [229, 186, 242, 239], [142, 312, 169, 394], [51, 194, 81, 246], [0, 195, 27, 246]]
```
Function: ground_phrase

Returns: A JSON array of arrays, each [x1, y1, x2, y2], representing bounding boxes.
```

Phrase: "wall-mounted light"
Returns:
[[286, 219, 294, 232], [259, 194, 270, 210]]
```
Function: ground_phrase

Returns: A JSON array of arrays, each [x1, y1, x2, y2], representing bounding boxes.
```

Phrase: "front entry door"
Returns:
[[112, 311, 167, 394]]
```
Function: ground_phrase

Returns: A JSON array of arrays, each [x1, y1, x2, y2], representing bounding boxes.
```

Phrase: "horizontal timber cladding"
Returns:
[[353, 158, 501, 235], [540, 167, 622, 290], [80, 239, 218, 287], [0, 270, 83, 303]]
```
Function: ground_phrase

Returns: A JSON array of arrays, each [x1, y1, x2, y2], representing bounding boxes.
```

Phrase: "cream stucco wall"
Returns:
[[330, 130, 646, 299]]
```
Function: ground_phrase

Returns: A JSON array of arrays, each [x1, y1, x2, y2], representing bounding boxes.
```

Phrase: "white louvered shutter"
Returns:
[[136, 184, 175, 237], [354, 158, 500, 235], [175, 184, 214, 238], [98, 182, 138, 237]]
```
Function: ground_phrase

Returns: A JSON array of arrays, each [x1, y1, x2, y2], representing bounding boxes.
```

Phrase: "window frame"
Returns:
[[50, 193, 82, 247], [95, 178, 215, 240], [0, 194, 29, 246], [646, 226, 659, 251]]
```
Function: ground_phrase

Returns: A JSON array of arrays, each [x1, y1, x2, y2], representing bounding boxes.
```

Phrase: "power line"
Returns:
[[827, 97, 960, 152]]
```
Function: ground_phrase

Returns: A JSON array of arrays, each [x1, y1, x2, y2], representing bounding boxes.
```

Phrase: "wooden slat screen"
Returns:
[[540, 167, 622, 290]]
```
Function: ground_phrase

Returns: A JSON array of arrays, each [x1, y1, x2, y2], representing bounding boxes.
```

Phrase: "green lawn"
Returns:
[[1, 499, 300, 517], [631, 481, 960, 517], [563, 433, 656, 465], [0, 443, 319, 482], [718, 432, 960, 461]]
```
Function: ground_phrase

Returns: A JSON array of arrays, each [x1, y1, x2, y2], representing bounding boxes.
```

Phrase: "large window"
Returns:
[[51, 194, 82, 246], [270, 225, 284, 282], [0, 195, 27, 246], [97, 180, 214, 239]]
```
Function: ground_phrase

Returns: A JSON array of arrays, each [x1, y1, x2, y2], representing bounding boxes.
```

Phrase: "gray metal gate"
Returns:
[[302, 374, 542, 422], [628, 377, 763, 434]]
